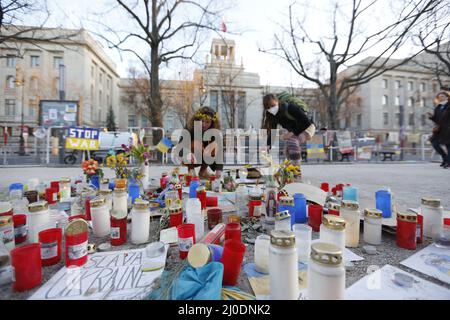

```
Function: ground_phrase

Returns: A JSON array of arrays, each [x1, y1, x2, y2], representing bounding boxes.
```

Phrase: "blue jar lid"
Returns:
[[9, 183, 24, 191]]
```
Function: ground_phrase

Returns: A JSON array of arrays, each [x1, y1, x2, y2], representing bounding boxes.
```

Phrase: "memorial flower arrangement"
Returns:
[[275, 159, 301, 188], [106, 153, 130, 179], [81, 159, 103, 182], [122, 142, 152, 166]]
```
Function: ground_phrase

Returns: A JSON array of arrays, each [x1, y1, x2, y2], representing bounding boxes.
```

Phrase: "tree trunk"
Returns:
[[328, 60, 339, 130]]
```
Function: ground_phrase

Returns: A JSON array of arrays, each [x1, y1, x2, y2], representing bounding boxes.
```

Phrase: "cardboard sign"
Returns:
[[306, 135, 326, 160], [336, 131, 353, 154], [65, 127, 100, 151], [357, 146, 373, 160]]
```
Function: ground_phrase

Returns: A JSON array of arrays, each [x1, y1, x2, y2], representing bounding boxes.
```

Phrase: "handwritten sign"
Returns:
[[29, 247, 168, 300], [65, 127, 100, 151], [336, 131, 353, 154]]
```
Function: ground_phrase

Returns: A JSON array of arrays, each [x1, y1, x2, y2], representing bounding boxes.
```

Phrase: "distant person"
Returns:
[[262, 93, 315, 171], [181, 106, 223, 179], [428, 91, 450, 169]]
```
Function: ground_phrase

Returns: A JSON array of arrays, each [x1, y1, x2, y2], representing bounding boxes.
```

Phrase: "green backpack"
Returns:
[[276, 91, 310, 121]]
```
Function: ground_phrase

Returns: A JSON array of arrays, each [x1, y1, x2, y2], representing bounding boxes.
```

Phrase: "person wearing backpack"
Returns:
[[262, 93, 316, 173]]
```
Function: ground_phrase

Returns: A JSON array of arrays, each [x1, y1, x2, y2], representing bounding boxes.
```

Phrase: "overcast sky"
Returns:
[[40, 0, 425, 87]]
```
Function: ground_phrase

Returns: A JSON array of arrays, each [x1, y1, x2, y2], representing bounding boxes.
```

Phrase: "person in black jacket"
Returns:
[[262, 94, 315, 169], [428, 91, 450, 169]]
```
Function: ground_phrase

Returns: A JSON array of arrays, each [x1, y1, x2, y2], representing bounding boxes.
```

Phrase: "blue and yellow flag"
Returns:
[[156, 137, 174, 154]]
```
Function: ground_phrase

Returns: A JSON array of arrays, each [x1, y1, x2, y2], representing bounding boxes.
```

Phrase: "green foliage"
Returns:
[[106, 106, 117, 132]]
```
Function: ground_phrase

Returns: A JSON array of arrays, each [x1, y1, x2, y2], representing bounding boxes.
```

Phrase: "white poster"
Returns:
[[400, 244, 450, 285], [29, 246, 168, 300], [346, 264, 450, 300], [49, 109, 58, 120]]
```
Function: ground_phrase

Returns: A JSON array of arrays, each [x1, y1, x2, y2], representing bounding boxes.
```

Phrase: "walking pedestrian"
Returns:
[[428, 91, 450, 169]]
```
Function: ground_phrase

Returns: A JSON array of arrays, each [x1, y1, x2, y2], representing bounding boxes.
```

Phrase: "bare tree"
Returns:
[[260, 0, 444, 129], [92, 0, 225, 132], [0, 0, 80, 58]]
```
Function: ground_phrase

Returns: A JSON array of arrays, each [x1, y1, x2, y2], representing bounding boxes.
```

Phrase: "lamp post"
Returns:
[[14, 66, 25, 156]]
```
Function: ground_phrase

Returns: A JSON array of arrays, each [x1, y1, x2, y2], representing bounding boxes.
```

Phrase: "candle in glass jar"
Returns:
[[278, 196, 295, 227], [275, 210, 292, 231], [27, 201, 50, 244], [169, 205, 183, 228], [90, 197, 110, 237], [328, 203, 341, 216], [254, 234, 270, 274], [110, 216, 127, 246], [196, 186, 207, 210], [269, 230, 298, 300], [64, 219, 89, 267], [363, 208, 382, 245], [100, 178, 110, 191], [59, 178, 71, 200], [307, 242, 345, 300], [131, 199, 150, 244], [0, 215, 15, 250], [341, 200, 360, 248], [99, 190, 113, 211], [112, 187, 128, 219], [320, 214, 346, 253], [420, 198, 443, 239], [396, 212, 417, 250]]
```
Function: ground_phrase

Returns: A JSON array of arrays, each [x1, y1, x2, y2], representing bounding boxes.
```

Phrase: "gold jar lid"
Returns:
[[28, 201, 48, 213], [328, 202, 341, 211], [421, 197, 441, 208], [101, 178, 110, 184], [278, 189, 289, 197], [174, 183, 182, 190], [114, 187, 127, 193], [249, 193, 262, 201], [397, 211, 417, 223], [90, 197, 106, 207], [169, 205, 182, 214], [65, 219, 89, 236], [341, 200, 359, 210], [310, 242, 343, 266], [322, 214, 346, 231], [99, 190, 112, 196], [275, 210, 291, 221], [0, 215, 13, 227], [279, 196, 294, 206], [134, 199, 149, 210], [60, 177, 71, 183], [364, 208, 382, 219], [270, 230, 295, 248]]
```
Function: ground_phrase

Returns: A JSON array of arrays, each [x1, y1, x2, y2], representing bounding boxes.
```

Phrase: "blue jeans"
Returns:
[[431, 140, 450, 163]]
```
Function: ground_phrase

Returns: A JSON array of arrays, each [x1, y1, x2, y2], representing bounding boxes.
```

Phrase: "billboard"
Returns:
[[39, 100, 79, 128]]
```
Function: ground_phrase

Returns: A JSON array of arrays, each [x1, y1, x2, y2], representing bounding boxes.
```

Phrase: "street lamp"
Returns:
[[14, 66, 26, 156]]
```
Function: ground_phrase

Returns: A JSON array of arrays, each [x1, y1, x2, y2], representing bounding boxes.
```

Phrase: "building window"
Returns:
[[420, 82, 426, 92], [141, 116, 148, 128], [382, 95, 388, 106], [432, 82, 437, 93], [408, 113, 414, 126], [421, 114, 426, 127], [221, 91, 234, 128], [395, 96, 400, 106], [28, 100, 36, 117], [421, 98, 426, 108], [237, 92, 246, 129], [395, 113, 400, 126], [382, 79, 388, 89], [107, 78, 111, 91], [91, 85, 95, 105], [99, 90, 102, 106], [98, 110, 102, 122], [91, 66, 94, 77], [99, 72, 103, 84], [395, 80, 401, 90], [6, 76, 15, 89], [407, 81, 413, 91], [30, 56, 40, 67], [210, 90, 218, 111], [383, 113, 389, 125], [5, 99, 16, 116], [356, 114, 362, 127], [6, 55, 16, 68], [30, 77, 39, 92], [128, 115, 136, 127], [106, 94, 110, 108], [407, 97, 413, 107], [53, 57, 63, 69]]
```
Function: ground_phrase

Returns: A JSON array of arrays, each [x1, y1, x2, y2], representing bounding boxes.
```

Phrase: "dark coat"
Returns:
[[430, 102, 450, 145]]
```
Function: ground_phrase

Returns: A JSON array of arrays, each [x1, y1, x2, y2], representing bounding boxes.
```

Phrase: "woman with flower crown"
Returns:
[[181, 106, 223, 179]]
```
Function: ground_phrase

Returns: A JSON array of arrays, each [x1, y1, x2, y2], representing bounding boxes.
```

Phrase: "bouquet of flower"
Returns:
[[81, 159, 103, 182], [123, 142, 152, 166], [275, 159, 301, 188], [106, 153, 130, 179]]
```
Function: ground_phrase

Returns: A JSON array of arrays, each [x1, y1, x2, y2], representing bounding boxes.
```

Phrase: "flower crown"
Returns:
[[194, 110, 218, 122]]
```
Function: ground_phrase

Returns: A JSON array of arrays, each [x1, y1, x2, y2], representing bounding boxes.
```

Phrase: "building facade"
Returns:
[[0, 26, 120, 142]]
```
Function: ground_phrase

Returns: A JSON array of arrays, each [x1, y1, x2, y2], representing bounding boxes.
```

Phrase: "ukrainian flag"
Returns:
[[156, 137, 174, 154]]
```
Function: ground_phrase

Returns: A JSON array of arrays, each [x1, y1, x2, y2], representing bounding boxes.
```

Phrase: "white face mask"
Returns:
[[267, 105, 279, 115]]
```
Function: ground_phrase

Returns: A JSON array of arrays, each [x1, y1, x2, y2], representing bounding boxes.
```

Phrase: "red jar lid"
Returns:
[[444, 218, 450, 226]]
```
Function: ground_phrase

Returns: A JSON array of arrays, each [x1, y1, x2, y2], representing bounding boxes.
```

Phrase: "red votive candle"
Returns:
[[38, 228, 62, 266], [206, 196, 218, 207], [45, 187, 58, 204], [177, 224, 196, 259], [11, 243, 42, 292], [185, 175, 192, 187], [65, 219, 89, 267], [50, 181, 60, 193], [416, 213, 423, 244], [320, 183, 330, 193], [225, 222, 241, 242], [221, 239, 246, 286], [110, 216, 127, 246], [308, 204, 323, 232], [13, 214, 27, 244], [169, 206, 183, 228], [207, 208, 222, 230], [396, 212, 417, 250], [197, 186, 207, 210]]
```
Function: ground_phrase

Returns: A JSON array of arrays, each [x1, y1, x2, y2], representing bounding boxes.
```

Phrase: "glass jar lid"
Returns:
[[169, 205, 182, 214], [134, 199, 149, 210], [328, 202, 341, 211], [28, 201, 48, 212], [114, 187, 127, 193], [397, 211, 417, 223], [322, 214, 346, 231], [279, 196, 294, 206], [364, 208, 382, 219], [90, 196, 106, 208], [421, 197, 441, 208], [310, 242, 343, 266], [187, 243, 211, 268], [275, 210, 291, 221], [341, 200, 359, 210], [270, 230, 295, 248], [65, 218, 89, 236]]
